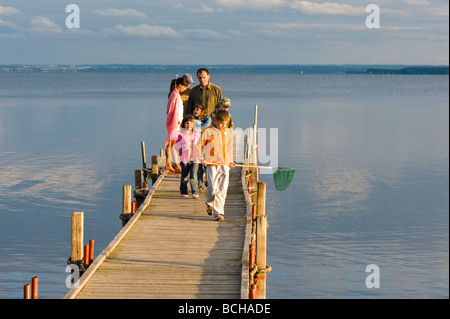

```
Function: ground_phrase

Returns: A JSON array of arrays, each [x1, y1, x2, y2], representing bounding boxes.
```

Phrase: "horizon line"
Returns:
[[1, 63, 449, 67]]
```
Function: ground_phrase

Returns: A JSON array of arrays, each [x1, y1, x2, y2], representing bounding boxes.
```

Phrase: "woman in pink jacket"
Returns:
[[165, 77, 190, 172]]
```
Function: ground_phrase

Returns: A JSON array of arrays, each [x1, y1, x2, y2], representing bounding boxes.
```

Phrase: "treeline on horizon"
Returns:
[[361, 66, 449, 75], [1, 64, 448, 75]]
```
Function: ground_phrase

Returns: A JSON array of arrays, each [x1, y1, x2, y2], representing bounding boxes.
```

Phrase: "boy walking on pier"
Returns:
[[201, 110, 235, 221]]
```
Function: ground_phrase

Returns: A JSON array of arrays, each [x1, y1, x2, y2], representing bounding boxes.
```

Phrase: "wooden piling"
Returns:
[[151, 155, 161, 184], [250, 284, 257, 299], [135, 169, 143, 190], [257, 181, 266, 217], [256, 215, 267, 299], [132, 201, 137, 215], [24, 284, 31, 299], [249, 244, 255, 270], [89, 239, 95, 265], [31, 276, 38, 299], [123, 185, 132, 215], [71, 212, 84, 265], [248, 168, 258, 198], [134, 170, 147, 208], [119, 185, 133, 227], [141, 141, 147, 169], [83, 245, 89, 268], [256, 181, 267, 299]]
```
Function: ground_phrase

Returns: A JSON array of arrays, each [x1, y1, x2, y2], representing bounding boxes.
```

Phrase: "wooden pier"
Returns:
[[65, 167, 250, 299], [64, 110, 271, 299]]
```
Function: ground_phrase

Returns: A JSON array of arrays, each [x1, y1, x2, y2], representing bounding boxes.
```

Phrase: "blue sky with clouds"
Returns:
[[0, 0, 448, 65]]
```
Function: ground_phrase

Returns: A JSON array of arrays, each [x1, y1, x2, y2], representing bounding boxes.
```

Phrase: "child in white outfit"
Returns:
[[200, 110, 235, 221]]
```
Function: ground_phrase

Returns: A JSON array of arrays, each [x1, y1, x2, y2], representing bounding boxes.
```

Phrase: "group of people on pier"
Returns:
[[165, 68, 235, 222]]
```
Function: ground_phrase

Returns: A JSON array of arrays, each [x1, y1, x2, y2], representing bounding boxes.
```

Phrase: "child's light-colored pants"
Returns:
[[205, 165, 230, 218]]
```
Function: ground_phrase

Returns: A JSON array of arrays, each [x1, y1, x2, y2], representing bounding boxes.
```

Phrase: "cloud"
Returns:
[[426, 5, 449, 18], [181, 28, 223, 39], [95, 8, 147, 18], [215, 0, 285, 10], [401, 0, 430, 6], [191, 4, 216, 13], [290, 1, 365, 15], [0, 18, 19, 29], [0, 5, 20, 15], [111, 24, 178, 38], [178, 27, 243, 41], [255, 21, 364, 32], [30, 16, 63, 34]]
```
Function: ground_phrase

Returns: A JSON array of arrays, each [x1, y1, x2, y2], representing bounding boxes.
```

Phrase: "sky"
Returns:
[[0, 0, 448, 65]]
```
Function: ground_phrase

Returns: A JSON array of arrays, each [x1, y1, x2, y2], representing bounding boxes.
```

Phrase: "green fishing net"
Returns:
[[272, 167, 296, 191]]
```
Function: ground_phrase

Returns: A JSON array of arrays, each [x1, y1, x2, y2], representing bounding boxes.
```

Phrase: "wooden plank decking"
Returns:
[[65, 167, 250, 299]]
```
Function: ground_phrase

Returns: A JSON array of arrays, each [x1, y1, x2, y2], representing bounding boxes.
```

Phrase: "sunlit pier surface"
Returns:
[[66, 168, 252, 299]]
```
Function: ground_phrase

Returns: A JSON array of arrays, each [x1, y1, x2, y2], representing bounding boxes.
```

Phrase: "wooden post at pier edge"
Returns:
[[24, 284, 31, 299], [256, 181, 267, 299], [256, 215, 267, 299], [151, 155, 161, 184], [257, 182, 266, 218], [31, 276, 38, 299], [120, 185, 132, 227], [141, 141, 147, 169], [71, 212, 84, 266], [123, 185, 132, 215], [135, 169, 143, 191]]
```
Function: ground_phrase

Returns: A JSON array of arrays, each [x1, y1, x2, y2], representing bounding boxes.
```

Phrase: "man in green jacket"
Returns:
[[187, 68, 222, 116]]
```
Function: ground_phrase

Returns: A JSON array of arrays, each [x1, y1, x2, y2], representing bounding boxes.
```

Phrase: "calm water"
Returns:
[[0, 70, 448, 299]]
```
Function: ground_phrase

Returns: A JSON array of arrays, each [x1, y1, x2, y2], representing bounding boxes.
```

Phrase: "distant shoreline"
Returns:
[[347, 66, 449, 75], [0, 64, 448, 75]]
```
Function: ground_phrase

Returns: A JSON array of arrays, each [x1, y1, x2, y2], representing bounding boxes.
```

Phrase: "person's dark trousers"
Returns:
[[197, 164, 206, 189]]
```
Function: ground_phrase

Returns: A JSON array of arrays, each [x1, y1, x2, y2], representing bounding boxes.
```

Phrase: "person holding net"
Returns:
[[200, 110, 235, 221]]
